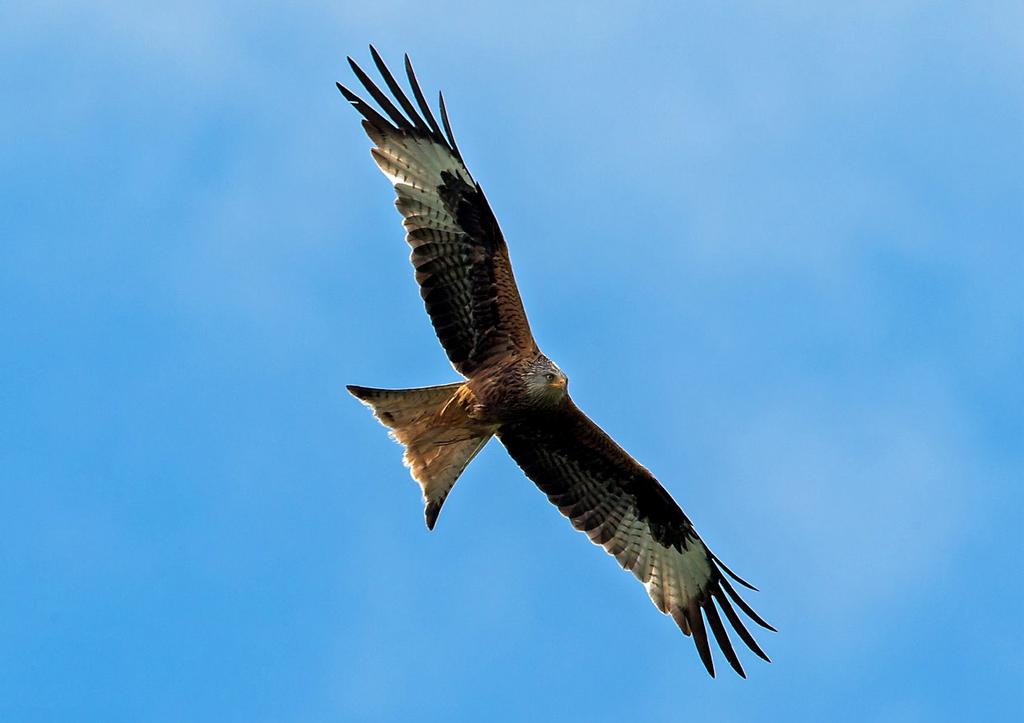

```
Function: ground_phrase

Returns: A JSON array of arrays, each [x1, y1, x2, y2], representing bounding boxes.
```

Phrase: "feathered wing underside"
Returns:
[[497, 402, 775, 678], [338, 47, 537, 378]]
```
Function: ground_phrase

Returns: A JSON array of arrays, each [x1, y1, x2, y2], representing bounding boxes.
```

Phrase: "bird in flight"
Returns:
[[339, 46, 775, 678]]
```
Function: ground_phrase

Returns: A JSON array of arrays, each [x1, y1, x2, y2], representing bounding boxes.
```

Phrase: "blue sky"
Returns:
[[2, 1, 1022, 721]]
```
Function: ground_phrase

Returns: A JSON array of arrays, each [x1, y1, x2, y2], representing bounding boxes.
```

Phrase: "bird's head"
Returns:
[[524, 357, 568, 407]]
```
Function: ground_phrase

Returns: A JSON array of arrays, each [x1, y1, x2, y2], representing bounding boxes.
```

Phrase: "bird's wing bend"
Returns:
[[338, 47, 538, 378], [497, 402, 775, 678]]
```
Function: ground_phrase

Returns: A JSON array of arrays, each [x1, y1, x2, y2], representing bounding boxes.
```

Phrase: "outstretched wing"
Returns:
[[338, 47, 538, 378], [497, 401, 775, 678]]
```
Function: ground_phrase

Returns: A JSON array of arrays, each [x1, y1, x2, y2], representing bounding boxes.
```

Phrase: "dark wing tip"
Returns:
[[721, 575, 778, 633], [688, 606, 716, 678], [368, 45, 430, 135], [404, 54, 446, 143], [336, 80, 394, 133], [347, 53, 415, 132], [704, 597, 747, 678], [712, 553, 760, 591], [671, 604, 716, 678], [437, 91, 463, 161], [341, 50, 464, 164], [713, 587, 773, 663], [336, 81, 356, 101]]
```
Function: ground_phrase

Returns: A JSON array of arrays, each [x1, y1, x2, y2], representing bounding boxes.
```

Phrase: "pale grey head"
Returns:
[[523, 356, 568, 407]]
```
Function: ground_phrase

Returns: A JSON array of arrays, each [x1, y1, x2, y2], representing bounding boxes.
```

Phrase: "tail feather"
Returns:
[[347, 383, 492, 529], [347, 383, 461, 428]]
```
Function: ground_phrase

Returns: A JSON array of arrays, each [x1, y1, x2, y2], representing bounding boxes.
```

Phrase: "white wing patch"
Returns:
[[597, 507, 714, 617], [368, 130, 472, 195]]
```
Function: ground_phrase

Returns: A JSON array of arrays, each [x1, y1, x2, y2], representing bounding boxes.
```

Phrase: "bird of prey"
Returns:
[[339, 47, 775, 678]]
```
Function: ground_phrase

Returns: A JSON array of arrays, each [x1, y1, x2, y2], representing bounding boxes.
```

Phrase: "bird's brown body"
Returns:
[[340, 47, 773, 678]]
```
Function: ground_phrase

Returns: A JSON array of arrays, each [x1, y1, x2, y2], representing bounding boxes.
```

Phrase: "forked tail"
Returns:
[[347, 383, 492, 529]]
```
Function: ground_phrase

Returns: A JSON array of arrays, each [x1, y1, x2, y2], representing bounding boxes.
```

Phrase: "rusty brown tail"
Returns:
[[347, 383, 492, 529]]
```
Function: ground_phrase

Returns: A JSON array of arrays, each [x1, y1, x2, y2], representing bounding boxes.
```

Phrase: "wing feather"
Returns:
[[714, 588, 772, 663], [438, 91, 463, 161], [704, 596, 745, 677], [685, 604, 716, 677], [347, 55, 415, 132], [404, 55, 447, 143], [497, 401, 773, 678], [338, 48, 537, 376], [369, 46, 431, 136]]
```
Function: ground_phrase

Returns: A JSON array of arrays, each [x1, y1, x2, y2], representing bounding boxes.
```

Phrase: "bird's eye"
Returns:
[[545, 373, 556, 382]]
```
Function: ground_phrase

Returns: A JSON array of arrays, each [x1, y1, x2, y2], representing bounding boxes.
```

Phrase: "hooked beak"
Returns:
[[548, 377, 567, 390]]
